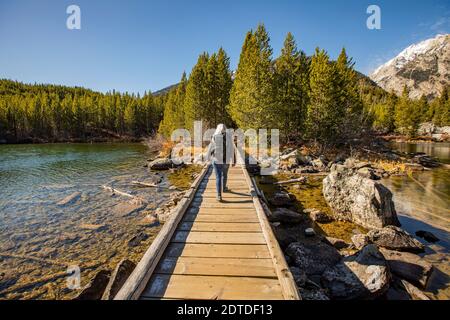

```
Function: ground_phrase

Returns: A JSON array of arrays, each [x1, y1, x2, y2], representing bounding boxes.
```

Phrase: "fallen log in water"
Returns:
[[273, 177, 307, 185], [101, 185, 147, 204], [131, 181, 158, 188]]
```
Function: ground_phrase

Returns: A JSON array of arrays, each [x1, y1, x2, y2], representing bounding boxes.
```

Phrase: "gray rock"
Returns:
[[304, 228, 316, 237], [312, 157, 328, 170], [323, 164, 400, 229], [351, 234, 370, 250], [74, 270, 111, 300], [289, 267, 307, 287], [271, 224, 303, 249], [321, 245, 391, 300], [380, 248, 433, 288], [269, 208, 303, 224], [138, 214, 160, 227], [308, 209, 333, 223], [269, 191, 293, 207], [400, 279, 430, 300], [286, 242, 342, 277], [148, 158, 175, 170], [102, 260, 136, 300], [299, 288, 330, 300], [367, 226, 425, 253]]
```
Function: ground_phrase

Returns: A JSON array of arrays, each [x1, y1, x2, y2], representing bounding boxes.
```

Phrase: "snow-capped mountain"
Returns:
[[370, 34, 450, 100]]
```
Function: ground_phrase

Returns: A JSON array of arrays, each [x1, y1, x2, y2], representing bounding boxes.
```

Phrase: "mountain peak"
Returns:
[[370, 34, 450, 100]]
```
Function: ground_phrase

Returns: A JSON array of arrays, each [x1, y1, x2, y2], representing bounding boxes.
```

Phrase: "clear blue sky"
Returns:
[[0, 0, 449, 94]]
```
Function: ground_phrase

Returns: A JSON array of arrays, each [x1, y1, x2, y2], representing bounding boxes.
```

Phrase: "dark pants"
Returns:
[[212, 162, 229, 196]]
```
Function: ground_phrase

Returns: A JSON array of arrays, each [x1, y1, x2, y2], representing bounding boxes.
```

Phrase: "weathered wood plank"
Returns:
[[155, 257, 277, 278], [178, 222, 262, 232], [172, 231, 266, 244], [141, 274, 284, 300], [187, 207, 256, 215], [183, 214, 259, 223], [165, 243, 271, 259]]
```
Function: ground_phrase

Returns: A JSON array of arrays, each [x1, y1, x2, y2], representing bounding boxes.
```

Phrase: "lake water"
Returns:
[[385, 142, 450, 299], [0, 143, 170, 299]]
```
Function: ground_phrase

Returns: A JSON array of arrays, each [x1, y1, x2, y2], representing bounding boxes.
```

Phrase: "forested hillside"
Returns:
[[1, 25, 448, 144], [0, 80, 165, 143]]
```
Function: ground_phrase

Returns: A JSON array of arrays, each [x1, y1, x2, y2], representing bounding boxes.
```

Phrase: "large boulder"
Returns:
[[322, 164, 400, 229], [321, 245, 391, 300], [380, 248, 433, 288], [286, 242, 342, 277], [367, 226, 425, 253]]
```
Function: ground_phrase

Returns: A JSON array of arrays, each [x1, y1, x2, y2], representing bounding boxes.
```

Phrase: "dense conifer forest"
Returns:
[[1, 24, 448, 144]]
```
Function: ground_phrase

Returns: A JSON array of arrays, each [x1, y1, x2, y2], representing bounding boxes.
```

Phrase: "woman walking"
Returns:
[[209, 124, 231, 201]]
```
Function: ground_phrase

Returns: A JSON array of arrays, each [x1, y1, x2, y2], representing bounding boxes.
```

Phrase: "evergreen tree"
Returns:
[[273, 32, 309, 142], [306, 48, 342, 143], [229, 24, 274, 130]]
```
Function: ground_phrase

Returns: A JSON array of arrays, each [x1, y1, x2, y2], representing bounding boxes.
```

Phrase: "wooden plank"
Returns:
[[165, 243, 271, 259], [183, 214, 259, 223], [155, 257, 277, 278], [178, 222, 262, 232], [172, 231, 266, 244], [187, 207, 256, 215], [141, 274, 284, 300], [195, 194, 251, 200], [191, 203, 255, 209]]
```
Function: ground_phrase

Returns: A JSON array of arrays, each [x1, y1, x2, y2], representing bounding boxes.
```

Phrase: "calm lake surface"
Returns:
[[385, 142, 450, 299], [0, 143, 170, 299]]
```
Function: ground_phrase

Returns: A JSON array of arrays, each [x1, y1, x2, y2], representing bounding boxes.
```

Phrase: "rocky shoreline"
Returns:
[[255, 144, 445, 300]]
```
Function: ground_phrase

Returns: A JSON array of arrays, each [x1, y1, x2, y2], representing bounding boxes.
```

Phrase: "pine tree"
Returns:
[[394, 85, 418, 137], [335, 48, 363, 136], [306, 48, 342, 143], [229, 24, 274, 130], [273, 32, 309, 142], [215, 48, 233, 126]]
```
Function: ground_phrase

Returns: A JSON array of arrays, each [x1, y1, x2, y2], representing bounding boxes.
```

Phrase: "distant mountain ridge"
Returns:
[[370, 34, 450, 100]]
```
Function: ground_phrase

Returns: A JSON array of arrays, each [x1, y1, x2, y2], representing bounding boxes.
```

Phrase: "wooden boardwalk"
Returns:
[[115, 152, 299, 300]]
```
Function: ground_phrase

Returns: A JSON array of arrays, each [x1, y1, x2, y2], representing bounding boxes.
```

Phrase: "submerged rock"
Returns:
[[380, 248, 433, 288], [113, 201, 145, 217], [321, 245, 390, 300], [322, 164, 400, 229], [102, 260, 136, 300], [286, 242, 342, 277], [307, 209, 333, 223], [367, 226, 425, 253], [127, 232, 149, 247]]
